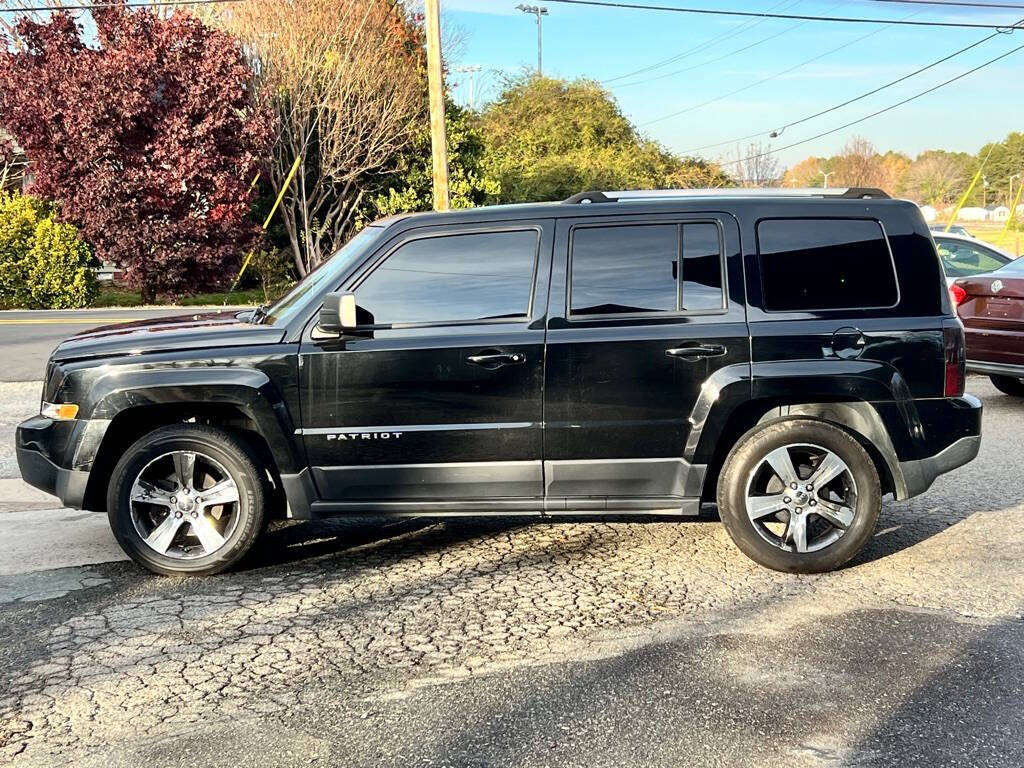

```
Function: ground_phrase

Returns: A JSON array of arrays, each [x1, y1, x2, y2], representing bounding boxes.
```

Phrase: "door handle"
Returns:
[[466, 351, 526, 369], [666, 344, 727, 360]]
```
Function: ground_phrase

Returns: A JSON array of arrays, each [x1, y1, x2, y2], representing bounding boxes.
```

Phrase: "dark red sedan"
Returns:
[[952, 258, 1024, 397]]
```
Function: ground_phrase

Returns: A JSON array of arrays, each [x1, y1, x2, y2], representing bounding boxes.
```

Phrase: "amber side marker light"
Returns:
[[41, 402, 79, 420]]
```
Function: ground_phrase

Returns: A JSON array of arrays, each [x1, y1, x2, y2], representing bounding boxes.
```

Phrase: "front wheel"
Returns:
[[990, 375, 1024, 398], [717, 418, 881, 574], [107, 424, 268, 576]]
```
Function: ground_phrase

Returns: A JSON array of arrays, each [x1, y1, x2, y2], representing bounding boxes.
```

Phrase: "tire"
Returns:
[[717, 418, 881, 574], [990, 375, 1024, 398], [107, 424, 269, 576]]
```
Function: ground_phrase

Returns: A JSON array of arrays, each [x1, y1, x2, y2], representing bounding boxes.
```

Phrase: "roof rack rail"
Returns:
[[562, 187, 890, 204], [563, 191, 616, 204]]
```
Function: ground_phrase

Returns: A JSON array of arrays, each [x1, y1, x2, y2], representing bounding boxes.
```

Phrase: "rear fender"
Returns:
[[687, 361, 919, 499]]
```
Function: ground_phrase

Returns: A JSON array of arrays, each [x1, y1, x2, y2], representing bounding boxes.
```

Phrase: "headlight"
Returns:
[[41, 402, 79, 420]]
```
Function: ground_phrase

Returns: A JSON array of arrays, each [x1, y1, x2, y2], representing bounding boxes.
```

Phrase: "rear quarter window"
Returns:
[[757, 218, 899, 312]]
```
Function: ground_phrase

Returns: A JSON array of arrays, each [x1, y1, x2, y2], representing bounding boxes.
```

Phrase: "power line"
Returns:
[[601, 0, 802, 84], [611, 1, 844, 89], [0, 0, 238, 12], [639, 15, 907, 122], [715, 39, 1024, 170], [863, 0, 1024, 8], [543, 0, 1024, 29], [676, 17, 1022, 153]]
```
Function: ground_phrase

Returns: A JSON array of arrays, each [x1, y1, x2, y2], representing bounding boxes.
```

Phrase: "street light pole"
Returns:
[[516, 4, 549, 75], [456, 65, 482, 110], [820, 170, 834, 189]]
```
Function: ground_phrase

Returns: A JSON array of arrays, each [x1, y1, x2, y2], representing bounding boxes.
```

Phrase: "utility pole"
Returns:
[[456, 65, 482, 110], [424, 0, 450, 211], [1010, 173, 1020, 205], [820, 170, 834, 189], [516, 4, 549, 75], [982, 175, 989, 208]]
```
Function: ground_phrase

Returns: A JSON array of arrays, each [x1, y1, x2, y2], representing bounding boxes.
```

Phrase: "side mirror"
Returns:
[[319, 291, 357, 334]]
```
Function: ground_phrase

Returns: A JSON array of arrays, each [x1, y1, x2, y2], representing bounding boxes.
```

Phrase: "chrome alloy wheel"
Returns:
[[743, 442, 858, 554], [129, 450, 241, 560]]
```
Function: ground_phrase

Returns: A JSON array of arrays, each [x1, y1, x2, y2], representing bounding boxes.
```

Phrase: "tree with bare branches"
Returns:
[[729, 142, 781, 187], [214, 0, 425, 277]]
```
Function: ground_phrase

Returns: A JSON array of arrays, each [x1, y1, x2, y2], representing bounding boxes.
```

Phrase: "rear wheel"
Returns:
[[107, 424, 268, 576], [717, 418, 881, 574], [990, 375, 1024, 398]]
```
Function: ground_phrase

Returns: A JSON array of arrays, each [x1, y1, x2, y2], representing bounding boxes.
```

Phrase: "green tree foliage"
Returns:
[[477, 76, 730, 203], [365, 99, 500, 217], [0, 192, 97, 309], [977, 133, 1024, 206]]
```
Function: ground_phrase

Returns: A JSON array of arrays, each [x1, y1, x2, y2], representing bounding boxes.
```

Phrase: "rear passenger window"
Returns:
[[682, 223, 724, 311], [570, 223, 725, 316], [757, 219, 898, 312]]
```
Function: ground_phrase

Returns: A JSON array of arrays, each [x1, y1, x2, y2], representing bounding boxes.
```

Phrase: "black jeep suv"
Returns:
[[17, 188, 982, 576]]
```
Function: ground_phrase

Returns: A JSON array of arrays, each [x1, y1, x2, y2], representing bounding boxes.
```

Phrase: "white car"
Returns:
[[933, 231, 1014, 287]]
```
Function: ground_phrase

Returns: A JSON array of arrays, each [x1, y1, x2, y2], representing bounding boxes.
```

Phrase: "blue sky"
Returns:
[[443, 0, 1023, 169]]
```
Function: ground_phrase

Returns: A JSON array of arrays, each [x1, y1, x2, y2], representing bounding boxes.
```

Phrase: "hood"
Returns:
[[52, 310, 288, 363]]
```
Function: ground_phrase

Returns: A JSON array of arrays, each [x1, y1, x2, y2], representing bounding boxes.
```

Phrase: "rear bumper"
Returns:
[[898, 434, 981, 499], [967, 360, 1024, 378], [893, 394, 982, 499]]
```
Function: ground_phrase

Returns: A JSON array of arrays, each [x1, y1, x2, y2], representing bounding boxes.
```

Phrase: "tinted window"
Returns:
[[571, 225, 678, 315], [682, 223, 724, 311], [757, 219, 898, 312], [355, 230, 538, 325], [570, 223, 725, 316]]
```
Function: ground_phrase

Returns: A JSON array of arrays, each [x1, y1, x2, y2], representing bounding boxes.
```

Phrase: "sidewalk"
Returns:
[[0, 479, 127, 576]]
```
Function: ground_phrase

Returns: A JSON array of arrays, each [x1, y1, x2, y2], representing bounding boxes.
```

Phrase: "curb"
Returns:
[[0, 478, 61, 505]]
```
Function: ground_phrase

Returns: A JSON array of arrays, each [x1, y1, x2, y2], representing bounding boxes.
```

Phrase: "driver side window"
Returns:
[[353, 229, 540, 327]]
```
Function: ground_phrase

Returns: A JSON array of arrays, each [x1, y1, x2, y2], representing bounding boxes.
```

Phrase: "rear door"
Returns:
[[543, 212, 749, 510], [298, 220, 553, 508]]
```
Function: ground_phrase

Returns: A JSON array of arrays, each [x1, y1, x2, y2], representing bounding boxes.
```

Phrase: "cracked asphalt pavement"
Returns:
[[0, 377, 1022, 767]]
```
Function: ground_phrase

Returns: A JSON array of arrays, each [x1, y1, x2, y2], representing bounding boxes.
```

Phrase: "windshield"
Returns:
[[263, 226, 384, 326]]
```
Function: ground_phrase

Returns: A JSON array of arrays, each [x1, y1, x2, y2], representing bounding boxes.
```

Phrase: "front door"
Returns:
[[299, 221, 553, 509], [543, 213, 749, 510]]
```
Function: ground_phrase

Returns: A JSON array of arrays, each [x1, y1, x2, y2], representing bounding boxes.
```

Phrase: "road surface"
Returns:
[[0, 307, 246, 382], [0, 377, 1022, 767]]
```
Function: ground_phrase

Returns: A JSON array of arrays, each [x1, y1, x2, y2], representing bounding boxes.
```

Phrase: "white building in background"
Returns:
[[956, 207, 990, 222], [988, 205, 1011, 223], [919, 205, 938, 222]]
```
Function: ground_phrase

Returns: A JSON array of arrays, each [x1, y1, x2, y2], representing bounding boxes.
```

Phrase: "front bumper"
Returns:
[[16, 415, 93, 509]]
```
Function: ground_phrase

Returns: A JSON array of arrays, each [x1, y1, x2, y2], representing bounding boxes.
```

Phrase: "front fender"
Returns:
[[82, 366, 303, 475]]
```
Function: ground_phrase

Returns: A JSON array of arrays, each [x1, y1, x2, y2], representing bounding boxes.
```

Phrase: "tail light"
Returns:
[[950, 282, 967, 309], [943, 322, 966, 397]]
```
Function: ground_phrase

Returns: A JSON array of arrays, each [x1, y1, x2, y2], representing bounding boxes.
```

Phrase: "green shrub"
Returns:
[[0, 191, 98, 309], [248, 248, 295, 303]]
